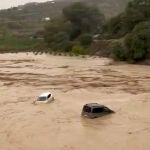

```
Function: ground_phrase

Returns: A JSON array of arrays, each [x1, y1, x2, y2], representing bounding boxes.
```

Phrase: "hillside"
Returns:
[[0, 0, 130, 37]]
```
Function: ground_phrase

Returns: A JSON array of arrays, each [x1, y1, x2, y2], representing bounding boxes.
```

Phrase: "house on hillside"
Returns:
[[42, 17, 51, 22]]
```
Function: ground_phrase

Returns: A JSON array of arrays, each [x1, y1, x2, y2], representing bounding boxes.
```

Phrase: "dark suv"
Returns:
[[82, 103, 114, 119]]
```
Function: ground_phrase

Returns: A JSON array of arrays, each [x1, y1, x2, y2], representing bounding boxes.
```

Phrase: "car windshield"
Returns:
[[38, 96, 47, 101]]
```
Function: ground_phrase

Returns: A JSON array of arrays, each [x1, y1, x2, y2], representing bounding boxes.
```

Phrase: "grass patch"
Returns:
[[0, 36, 44, 53]]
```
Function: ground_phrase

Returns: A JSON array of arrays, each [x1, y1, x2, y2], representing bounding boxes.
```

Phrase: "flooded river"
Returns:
[[0, 53, 150, 150]]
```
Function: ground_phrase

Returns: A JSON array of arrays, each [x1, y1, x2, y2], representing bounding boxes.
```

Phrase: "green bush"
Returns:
[[45, 31, 72, 52], [72, 45, 88, 55], [112, 43, 127, 60], [80, 34, 93, 46], [112, 22, 150, 62]]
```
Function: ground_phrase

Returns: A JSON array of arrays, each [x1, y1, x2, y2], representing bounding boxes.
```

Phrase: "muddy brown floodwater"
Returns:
[[0, 53, 150, 150]]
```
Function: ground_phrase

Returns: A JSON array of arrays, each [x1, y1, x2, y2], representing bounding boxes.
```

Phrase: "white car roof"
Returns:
[[39, 92, 51, 97]]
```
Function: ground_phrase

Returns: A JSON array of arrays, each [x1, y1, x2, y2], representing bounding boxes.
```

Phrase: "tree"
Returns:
[[44, 2, 105, 51], [44, 17, 72, 51], [126, 0, 150, 18], [63, 2, 105, 40], [124, 21, 150, 61], [105, 0, 150, 37]]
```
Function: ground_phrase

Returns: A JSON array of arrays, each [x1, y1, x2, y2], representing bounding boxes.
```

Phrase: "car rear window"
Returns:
[[92, 107, 105, 113], [83, 106, 91, 113]]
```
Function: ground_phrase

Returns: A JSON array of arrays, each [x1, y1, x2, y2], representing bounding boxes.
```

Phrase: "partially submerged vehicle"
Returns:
[[33, 92, 54, 104], [82, 103, 114, 119]]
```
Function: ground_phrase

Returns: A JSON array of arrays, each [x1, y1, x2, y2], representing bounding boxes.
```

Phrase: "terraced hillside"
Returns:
[[0, 0, 130, 36]]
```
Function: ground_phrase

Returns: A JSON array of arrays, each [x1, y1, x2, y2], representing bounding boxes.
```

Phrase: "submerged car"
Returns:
[[33, 92, 54, 104], [82, 103, 114, 119]]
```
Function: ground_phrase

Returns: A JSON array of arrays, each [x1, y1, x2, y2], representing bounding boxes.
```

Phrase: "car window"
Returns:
[[47, 94, 51, 98], [92, 107, 105, 113], [83, 106, 91, 113], [38, 96, 47, 101]]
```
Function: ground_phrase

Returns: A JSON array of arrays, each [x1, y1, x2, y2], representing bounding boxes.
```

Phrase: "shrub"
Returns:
[[80, 34, 93, 46], [112, 43, 127, 60], [72, 45, 88, 55], [45, 32, 72, 52]]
